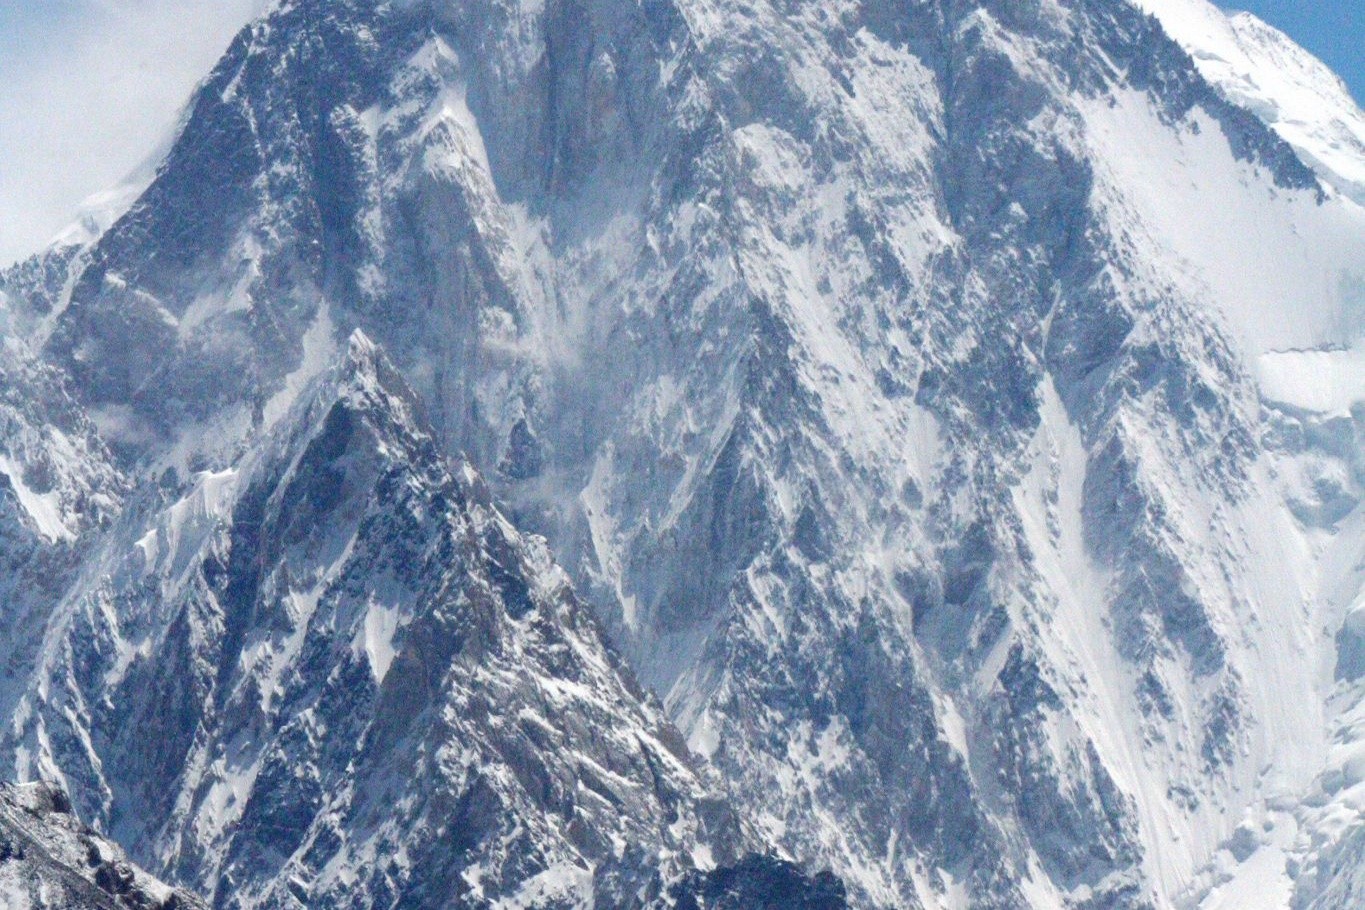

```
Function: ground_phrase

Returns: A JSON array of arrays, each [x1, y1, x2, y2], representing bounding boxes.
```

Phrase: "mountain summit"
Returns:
[[1, 0, 1363, 908]]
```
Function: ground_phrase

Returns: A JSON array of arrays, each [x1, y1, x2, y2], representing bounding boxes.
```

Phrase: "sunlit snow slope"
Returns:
[[1134, 0, 1365, 205], [0, 0, 1362, 908]]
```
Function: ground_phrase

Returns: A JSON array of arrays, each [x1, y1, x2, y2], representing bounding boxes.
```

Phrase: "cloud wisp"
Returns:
[[0, 0, 267, 266]]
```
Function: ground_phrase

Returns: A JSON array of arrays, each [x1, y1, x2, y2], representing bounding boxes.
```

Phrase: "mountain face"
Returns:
[[1, 330, 835, 909], [0, 781, 206, 910], [0, 318, 125, 736], [1134, 0, 1365, 207], [1, 0, 1363, 908]]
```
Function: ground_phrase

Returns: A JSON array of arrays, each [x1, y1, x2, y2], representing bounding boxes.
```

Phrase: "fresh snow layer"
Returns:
[[0, 455, 74, 543], [1082, 85, 1365, 360], [1258, 347, 1365, 415], [1133, 0, 1365, 204]]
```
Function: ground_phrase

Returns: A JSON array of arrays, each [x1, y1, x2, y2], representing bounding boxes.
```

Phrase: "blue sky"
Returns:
[[1231, 1, 1364, 102]]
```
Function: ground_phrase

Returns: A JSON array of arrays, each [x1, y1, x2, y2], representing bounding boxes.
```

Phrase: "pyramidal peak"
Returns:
[[1, 331, 841, 908], [0, 0, 1361, 908]]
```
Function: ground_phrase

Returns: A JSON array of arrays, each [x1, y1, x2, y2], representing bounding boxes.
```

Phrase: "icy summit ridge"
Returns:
[[1134, 0, 1365, 204]]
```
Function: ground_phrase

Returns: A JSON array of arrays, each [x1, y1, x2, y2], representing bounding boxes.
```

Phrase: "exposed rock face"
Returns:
[[0, 782, 206, 910], [1, 333, 808, 908], [0, 0, 1362, 908], [0, 325, 125, 753], [672, 854, 848, 909]]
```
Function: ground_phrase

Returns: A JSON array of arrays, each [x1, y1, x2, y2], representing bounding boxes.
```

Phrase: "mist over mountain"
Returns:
[[0, 0, 1362, 908]]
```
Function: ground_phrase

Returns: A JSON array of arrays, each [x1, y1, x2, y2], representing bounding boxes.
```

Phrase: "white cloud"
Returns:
[[0, 0, 268, 266]]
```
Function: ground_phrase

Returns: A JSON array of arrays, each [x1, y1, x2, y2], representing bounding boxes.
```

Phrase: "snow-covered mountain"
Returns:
[[0, 329, 846, 908], [0, 781, 207, 910], [1, 0, 1362, 907], [0, 305, 125, 744], [1134, 0, 1365, 206]]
